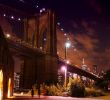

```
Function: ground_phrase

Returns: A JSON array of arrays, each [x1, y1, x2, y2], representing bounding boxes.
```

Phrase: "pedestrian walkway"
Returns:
[[4, 96, 109, 100]]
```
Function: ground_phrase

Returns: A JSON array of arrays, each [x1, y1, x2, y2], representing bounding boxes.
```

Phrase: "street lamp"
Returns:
[[66, 60, 70, 64], [61, 66, 67, 88], [63, 41, 71, 88], [6, 34, 11, 38], [65, 41, 71, 59]]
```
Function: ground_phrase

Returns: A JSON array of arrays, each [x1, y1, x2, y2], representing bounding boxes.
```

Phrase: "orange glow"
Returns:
[[0, 70, 3, 100], [7, 78, 11, 98]]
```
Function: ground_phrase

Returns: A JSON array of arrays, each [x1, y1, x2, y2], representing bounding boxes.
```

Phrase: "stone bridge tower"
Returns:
[[20, 10, 58, 88]]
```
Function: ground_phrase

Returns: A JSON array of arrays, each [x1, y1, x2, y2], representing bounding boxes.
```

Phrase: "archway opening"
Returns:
[[0, 70, 3, 100], [7, 78, 11, 98]]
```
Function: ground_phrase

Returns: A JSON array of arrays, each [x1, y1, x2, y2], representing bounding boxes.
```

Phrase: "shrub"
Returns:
[[70, 82, 85, 97], [43, 83, 65, 96], [85, 87, 105, 97]]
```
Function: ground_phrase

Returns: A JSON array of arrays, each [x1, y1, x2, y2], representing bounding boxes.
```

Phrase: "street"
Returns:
[[4, 96, 109, 100]]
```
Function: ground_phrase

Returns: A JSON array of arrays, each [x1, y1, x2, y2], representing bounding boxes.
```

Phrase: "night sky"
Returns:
[[1, 0, 110, 71], [1, 0, 110, 45]]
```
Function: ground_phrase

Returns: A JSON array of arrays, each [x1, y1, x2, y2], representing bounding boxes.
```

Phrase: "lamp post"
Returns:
[[61, 66, 67, 88], [65, 42, 71, 60], [63, 41, 71, 88]]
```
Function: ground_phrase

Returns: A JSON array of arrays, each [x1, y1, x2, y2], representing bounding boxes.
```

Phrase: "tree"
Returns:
[[95, 69, 110, 91]]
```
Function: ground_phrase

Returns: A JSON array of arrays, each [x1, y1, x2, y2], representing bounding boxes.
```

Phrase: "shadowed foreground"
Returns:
[[4, 96, 108, 100]]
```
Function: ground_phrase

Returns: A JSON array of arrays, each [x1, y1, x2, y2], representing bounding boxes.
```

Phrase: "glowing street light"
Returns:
[[40, 9, 43, 13], [57, 22, 60, 25], [62, 41, 71, 88], [3, 14, 6, 17], [65, 41, 71, 48], [65, 41, 71, 59], [6, 34, 11, 38], [61, 66, 67, 88], [64, 33, 67, 36], [11, 16, 14, 19], [18, 18, 21, 21], [61, 28, 64, 31], [42, 8, 46, 11], [35, 5, 39, 8], [66, 60, 70, 64]]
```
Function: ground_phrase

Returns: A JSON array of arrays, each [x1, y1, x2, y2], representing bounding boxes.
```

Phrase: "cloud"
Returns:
[[57, 17, 109, 73], [57, 20, 101, 71], [57, 27, 99, 70]]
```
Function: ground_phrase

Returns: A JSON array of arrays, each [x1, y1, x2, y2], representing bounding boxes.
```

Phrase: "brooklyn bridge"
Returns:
[[0, 4, 100, 99]]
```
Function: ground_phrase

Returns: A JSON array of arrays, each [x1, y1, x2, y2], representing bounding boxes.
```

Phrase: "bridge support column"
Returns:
[[20, 58, 37, 89], [39, 10, 58, 84], [36, 54, 58, 84], [44, 54, 58, 83]]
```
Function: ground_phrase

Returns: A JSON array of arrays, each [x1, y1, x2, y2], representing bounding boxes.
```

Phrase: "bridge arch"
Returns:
[[24, 10, 57, 55], [0, 4, 100, 92]]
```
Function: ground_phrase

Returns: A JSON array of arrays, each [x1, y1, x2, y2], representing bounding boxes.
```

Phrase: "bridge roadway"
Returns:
[[6, 35, 45, 57], [5, 34, 100, 81], [59, 58, 100, 81]]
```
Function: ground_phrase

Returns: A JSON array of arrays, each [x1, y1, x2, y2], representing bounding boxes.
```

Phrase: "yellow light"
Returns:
[[0, 90, 1, 100], [73, 74, 77, 79], [7, 78, 11, 98], [6, 34, 11, 38], [0, 70, 3, 100], [40, 47, 42, 50], [66, 60, 70, 64], [21, 92, 23, 95]]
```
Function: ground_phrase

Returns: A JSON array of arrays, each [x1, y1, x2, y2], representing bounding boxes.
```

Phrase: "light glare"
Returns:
[[18, 18, 21, 21], [11, 16, 14, 19], [65, 42, 71, 48], [3, 14, 6, 16], [6, 34, 11, 38]]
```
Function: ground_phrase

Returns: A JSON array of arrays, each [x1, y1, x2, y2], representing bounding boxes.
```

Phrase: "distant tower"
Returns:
[[82, 58, 85, 65], [93, 65, 98, 74], [81, 58, 90, 71]]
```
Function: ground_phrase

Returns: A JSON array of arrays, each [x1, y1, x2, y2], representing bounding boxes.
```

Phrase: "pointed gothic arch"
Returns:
[[24, 10, 57, 55]]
